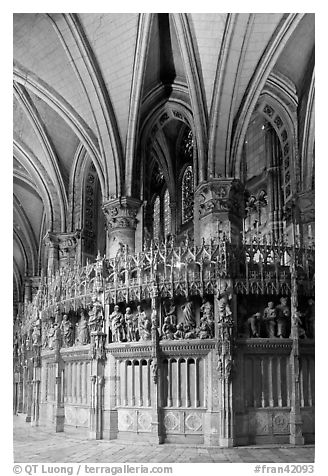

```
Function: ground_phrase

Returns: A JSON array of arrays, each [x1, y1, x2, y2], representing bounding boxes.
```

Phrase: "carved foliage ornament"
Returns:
[[196, 180, 244, 218], [103, 198, 141, 230]]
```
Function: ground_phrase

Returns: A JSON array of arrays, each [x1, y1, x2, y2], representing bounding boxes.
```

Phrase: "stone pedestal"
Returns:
[[103, 197, 141, 258], [195, 179, 244, 245]]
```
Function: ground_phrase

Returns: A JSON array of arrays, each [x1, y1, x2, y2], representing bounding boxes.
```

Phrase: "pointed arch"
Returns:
[[13, 64, 106, 197], [230, 13, 304, 174], [300, 70, 315, 190], [14, 81, 68, 231], [68, 144, 88, 232], [13, 139, 57, 231], [208, 13, 253, 177], [171, 13, 208, 182], [52, 13, 123, 196], [13, 259, 23, 303], [125, 13, 154, 195], [13, 194, 38, 276]]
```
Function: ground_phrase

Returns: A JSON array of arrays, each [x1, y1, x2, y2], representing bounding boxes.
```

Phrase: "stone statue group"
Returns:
[[108, 304, 152, 342], [161, 300, 215, 340], [246, 297, 315, 339]]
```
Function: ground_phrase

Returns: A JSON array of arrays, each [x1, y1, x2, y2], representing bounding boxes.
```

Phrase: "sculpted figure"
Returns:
[[247, 312, 261, 338], [137, 306, 151, 341], [181, 300, 195, 328], [184, 324, 197, 339], [218, 294, 233, 322], [161, 316, 175, 340], [76, 309, 90, 345], [31, 315, 42, 346], [109, 305, 126, 342], [200, 300, 215, 338], [164, 299, 177, 326], [88, 296, 104, 332], [276, 297, 290, 338], [198, 316, 212, 339], [60, 314, 74, 347], [125, 307, 137, 341], [263, 302, 277, 338], [291, 310, 307, 339], [174, 322, 185, 340], [47, 319, 57, 350]]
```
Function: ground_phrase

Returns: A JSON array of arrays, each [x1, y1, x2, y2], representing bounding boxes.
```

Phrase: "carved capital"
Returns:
[[43, 231, 80, 257], [102, 197, 141, 230], [195, 179, 245, 219]]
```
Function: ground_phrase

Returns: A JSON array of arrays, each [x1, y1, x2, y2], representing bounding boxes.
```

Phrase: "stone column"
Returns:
[[102, 197, 142, 258], [289, 242, 305, 445], [44, 232, 60, 276], [24, 277, 32, 307], [216, 281, 235, 447], [89, 360, 105, 440], [52, 324, 65, 432], [297, 190, 315, 247], [148, 292, 163, 443], [57, 232, 81, 268], [103, 353, 118, 440], [88, 306, 106, 439], [31, 366, 41, 427], [44, 231, 81, 274], [194, 178, 244, 246], [25, 377, 33, 422]]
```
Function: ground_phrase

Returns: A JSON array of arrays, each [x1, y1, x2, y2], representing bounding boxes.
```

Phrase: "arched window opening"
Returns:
[[181, 129, 194, 162], [164, 188, 171, 238], [153, 195, 160, 240], [82, 162, 105, 264], [242, 115, 284, 243], [182, 166, 194, 224]]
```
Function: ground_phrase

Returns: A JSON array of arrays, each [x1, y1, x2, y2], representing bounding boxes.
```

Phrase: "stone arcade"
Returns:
[[13, 13, 315, 448]]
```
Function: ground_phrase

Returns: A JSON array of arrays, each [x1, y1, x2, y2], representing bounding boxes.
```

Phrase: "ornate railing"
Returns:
[[18, 238, 314, 323]]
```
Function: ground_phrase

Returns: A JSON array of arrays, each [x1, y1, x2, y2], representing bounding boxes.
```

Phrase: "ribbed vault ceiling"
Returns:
[[13, 13, 314, 302]]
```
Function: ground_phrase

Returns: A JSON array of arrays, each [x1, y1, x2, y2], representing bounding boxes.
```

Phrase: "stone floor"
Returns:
[[13, 415, 314, 463]]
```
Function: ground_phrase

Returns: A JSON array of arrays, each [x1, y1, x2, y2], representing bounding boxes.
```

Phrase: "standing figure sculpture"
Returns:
[[164, 299, 177, 326], [60, 314, 74, 347], [125, 307, 137, 342], [47, 318, 57, 350], [276, 297, 290, 338], [88, 296, 104, 333], [263, 302, 277, 338], [76, 309, 90, 345], [109, 305, 126, 342], [181, 300, 195, 329]]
